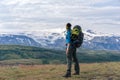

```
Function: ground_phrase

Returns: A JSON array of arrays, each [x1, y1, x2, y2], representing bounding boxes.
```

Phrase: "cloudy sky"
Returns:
[[0, 0, 120, 34]]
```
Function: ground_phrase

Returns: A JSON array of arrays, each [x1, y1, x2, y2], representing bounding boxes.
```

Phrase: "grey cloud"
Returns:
[[92, 0, 120, 7], [0, 0, 120, 34]]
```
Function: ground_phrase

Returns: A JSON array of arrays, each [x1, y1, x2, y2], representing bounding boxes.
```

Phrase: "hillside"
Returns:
[[0, 45, 65, 65], [0, 45, 120, 65], [0, 62, 120, 80]]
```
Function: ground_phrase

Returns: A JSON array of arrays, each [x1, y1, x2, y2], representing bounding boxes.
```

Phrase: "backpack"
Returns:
[[71, 25, 84, 48]]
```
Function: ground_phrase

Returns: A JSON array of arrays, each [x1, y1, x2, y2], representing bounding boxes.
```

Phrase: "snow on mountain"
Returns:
[[24, 29, 65, 49], [0, 29, 120, 51], [23, 29, 120, 50], [83, 30, 120, 50], [0, 34, 41, 47]]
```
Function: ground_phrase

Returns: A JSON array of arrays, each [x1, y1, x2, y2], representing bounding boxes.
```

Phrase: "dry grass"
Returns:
[[0, 62, 120, 80]]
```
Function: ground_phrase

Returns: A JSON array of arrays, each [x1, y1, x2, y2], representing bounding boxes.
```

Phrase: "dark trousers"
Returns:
[[66, 45, 80, 74]]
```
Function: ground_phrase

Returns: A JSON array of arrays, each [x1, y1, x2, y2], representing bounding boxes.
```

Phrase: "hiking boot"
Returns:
[[73, 72, 79, 75], [63, 73, 71, 78]]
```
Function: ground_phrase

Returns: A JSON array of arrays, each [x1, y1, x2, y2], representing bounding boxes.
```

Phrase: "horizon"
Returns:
[[0, 28, 120, 36]]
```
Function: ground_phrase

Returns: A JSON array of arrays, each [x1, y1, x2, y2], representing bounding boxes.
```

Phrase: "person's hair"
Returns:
[[66, 23, 71, 29]]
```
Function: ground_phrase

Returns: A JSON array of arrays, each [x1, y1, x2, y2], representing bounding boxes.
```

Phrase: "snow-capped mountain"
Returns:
[[83, 30, 120, 50], [0, 29, 120, 51], [0, 34, 41, 47], [25, 30, 65, 49]]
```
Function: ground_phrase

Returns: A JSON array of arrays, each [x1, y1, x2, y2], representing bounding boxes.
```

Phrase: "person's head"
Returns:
[[66, 23, 71, 30]]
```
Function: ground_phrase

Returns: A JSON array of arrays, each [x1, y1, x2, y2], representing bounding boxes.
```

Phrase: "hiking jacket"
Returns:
[[66, 29, 71, 44]]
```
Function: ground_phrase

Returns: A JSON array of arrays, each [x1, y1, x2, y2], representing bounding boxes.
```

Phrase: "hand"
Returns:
[[66, 43, 70, 56], [66, 48, 69, 56]]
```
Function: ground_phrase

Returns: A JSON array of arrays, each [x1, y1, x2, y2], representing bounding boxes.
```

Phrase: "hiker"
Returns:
[[63, 24, 84, 78]]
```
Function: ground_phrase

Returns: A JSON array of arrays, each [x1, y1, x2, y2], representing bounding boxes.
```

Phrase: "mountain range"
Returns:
[[0, 29, 120, 51]]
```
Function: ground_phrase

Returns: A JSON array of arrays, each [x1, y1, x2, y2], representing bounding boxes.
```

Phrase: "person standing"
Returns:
[[63, 24, 84, 78]]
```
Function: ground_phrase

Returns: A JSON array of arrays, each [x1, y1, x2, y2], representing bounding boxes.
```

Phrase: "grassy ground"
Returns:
[[0, 62, 120, 80]]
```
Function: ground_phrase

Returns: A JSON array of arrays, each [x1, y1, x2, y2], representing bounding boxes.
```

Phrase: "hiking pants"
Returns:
[[66, 45, 80, 74]]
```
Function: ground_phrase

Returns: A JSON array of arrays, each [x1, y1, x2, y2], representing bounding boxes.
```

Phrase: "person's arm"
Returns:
[[66, 43, 70, 55], [66, 30, 71, 55]]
